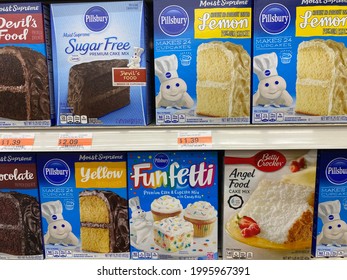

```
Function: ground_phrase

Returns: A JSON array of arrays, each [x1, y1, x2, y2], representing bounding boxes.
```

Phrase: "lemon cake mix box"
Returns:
[[127, 151, 219, 260], [253, 0, 347, 124], [223, 150, 317, 259], [313, 150, 347, 258], [153, 0, 251, 125], [37, 152, 129, 259]]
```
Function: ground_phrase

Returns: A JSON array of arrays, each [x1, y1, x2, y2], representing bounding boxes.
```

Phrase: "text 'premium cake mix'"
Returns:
[[153, 0, 251, 125], [253, 0, 347, 124], [128, 151, 218, 260]]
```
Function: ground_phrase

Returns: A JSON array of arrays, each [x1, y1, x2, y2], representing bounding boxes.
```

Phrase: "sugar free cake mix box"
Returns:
[[51, 1, 152, 126], [127, 151, 218, 260], [0, 153, 43, 260], [153, 0, 251, 125], [223, 150, 317, 260], [37, 152, 129, 259], [0, 2, 54, 127], [312, 150, 347, 258], [253, 0, 347, 124]]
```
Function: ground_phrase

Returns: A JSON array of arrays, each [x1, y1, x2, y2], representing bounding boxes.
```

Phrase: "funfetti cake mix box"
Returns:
[[253, 0, 347, 124], [0, 2, 54, 127], [313, 150, 347, 258], [51, 1, 153, 126], [0, 153, 43, 260], [128, 151, 218, 260], [37, 152, 129, 259], [223, 150, 317, 260], [153, 0, 251, 125]]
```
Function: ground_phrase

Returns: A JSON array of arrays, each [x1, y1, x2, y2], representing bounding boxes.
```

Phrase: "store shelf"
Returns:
[[0, 124, 346, 151]]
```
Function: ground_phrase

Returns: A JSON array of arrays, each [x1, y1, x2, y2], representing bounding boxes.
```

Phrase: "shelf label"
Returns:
[[177, 131, 212, 149], [0, 133, 35, 151], [58, 133, 93, 150]]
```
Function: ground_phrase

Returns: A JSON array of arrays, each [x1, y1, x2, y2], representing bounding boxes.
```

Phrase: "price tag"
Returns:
[[58, 133, 93, 150], [0, 133, 35, 151], [177, 131, 212, 149]]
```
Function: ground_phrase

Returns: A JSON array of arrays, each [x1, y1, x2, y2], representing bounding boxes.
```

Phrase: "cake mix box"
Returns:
[[0, 153, 43, 260], [223, 150, 317, 260], [37, 152, 129, 259], [153, 0, 251, 125], [51, 1, 153, 126], [312, 150, 347, 258], [0, 2, 54, 127], [253, 0, 347, 124], [127, 151, 218, 260]]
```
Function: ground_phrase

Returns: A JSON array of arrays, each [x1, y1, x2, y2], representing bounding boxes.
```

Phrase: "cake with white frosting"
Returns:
[[150, 195, 183, 222], [296, 39, 347, 116], [153, 217, 193, 252], [196, 41, 250, 118], [183, 201, 217, 237]]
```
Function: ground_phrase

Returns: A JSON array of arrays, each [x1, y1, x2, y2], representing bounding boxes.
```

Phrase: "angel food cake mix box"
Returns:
[[51, 1, 153, 126], [313, 150, 347, 258], [253, 0, 347, 124], [223, 150, 317, 259], [127, 151, 218, 260], [37, 152, 129, 259], [153, 0, 251, 125]]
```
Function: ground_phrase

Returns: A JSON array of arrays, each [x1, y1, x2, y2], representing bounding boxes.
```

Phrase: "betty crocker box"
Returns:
[[253, 0, 347, 124], [223, 150, 317, 260], [153, 0, 251, 125], [128, 151, 218, 260]]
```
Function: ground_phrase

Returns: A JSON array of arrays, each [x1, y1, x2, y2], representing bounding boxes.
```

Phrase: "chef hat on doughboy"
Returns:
[[155, 54, 179, 83], [318, 200, 341, 224], [41, 200, 64, 224], [253, 52, 278, 81]]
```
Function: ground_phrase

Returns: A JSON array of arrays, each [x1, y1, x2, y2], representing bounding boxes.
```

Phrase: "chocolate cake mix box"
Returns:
[[312, 150, 347, 258], [51, 1, 153, 126], [253, 0, 347, 124], [0, 2, 54, 127], [223, 150, 317, 260], [127, 151, 218, 260], [0, 153, 43, 260], [37, 152, 129, 259], [153, 0, 251, 125]]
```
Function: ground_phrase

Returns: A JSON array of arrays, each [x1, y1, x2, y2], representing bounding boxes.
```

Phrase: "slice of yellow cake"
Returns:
[[196, 41, 250, 117], [296, 39, 347, 116]]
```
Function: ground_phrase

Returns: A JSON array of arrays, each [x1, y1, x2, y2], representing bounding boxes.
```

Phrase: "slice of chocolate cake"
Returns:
[[0, 46, 50, 120], [0, 192, 43, 256], [79, 190, 129, 253], [68, 59, 130, 118]]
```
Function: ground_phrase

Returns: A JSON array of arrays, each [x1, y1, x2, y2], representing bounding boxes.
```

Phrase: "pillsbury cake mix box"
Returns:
[[51, 1, 153, 126], [127, 151, 219, 260], [153, 0, 251, 125], [0, 2, 54, 127], [0, 153, 43, 260], [253, 0, 347, 124], [313, 150, 347, 258], [37, 152, 130, 259], [223, 150, 317, 259]]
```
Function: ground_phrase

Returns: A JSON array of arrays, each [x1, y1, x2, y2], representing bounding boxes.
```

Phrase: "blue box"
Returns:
[[253, 0, 347, 124], [153, 0, 251, 125], [37, 152, 129, 259], [127, 151, 219, 260], [51, 1, 153, 126]]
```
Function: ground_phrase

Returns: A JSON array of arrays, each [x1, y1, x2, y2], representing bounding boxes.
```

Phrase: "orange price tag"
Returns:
[[177, 131, 212, 149], [58, 133, 93, 150], [0, 133, 35, 151]]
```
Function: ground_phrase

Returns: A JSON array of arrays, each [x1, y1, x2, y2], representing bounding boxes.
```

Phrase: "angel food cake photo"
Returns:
[[127, 151, 219, 260], [223, 150, 317, 260]]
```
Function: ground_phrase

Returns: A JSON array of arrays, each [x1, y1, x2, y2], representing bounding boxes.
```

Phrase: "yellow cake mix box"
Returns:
[[223, 150, 317, 259]]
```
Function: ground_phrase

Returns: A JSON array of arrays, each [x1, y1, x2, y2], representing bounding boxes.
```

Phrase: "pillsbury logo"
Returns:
[[165, 72, 172, 79], [52, 215, 57, 220], [43, 159, 70, 186], [154, 153, 170, 169], [158, 5, 189, 37], [329, 215, 334, 221], [259, 3, 290, 35], [326, 157, 347, 185], [265, 70, 271, 76], [84, 6, 109, 32]]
